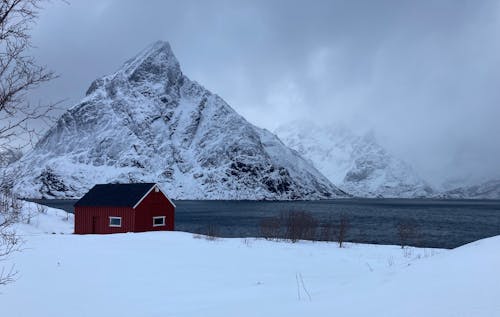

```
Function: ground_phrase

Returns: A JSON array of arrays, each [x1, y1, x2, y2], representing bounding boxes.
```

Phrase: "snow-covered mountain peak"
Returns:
[[7, 42, 346, 200], [121, 40, 181, 83], [124, 40, 177, 67], [85, 40, 182, 98]]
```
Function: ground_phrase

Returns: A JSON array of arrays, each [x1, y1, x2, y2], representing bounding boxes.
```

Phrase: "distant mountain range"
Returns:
[[275, 122, 500, 199], [1, 41, 498, 200], [3, 41, 346, 200], [438, 179, 500, 199], [276, 122, 434, 198]]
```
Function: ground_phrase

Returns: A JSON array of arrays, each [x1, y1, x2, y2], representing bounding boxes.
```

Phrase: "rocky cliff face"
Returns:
[[0, 149, 22, 168], [276, 121, 434, 198], [6, 41, 347, 200]]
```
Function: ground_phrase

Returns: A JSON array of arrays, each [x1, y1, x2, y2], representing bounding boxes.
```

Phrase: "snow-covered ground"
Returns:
[[2, 203, 500, 316], [9, 201, 74, 234]]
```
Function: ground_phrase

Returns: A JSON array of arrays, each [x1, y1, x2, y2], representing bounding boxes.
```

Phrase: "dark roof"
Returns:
[[74, 183, 156, 207]]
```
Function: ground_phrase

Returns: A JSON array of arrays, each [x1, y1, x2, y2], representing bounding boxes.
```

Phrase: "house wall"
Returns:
[[134, 190, 175, 232], [74, 206, 135, 234]]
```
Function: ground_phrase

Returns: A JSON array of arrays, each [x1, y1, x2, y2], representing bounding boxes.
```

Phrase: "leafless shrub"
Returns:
[[36, 203, 47, 214], [259, 216, 282, 240], [319, 219, 335, 242], [204, 224, 219, 241], [24, 205, 35, 224], [397, 220, 419, 249], [336, 213, 350, 248], [259, 212, 320, 243], [403, 247, 414, 258], [241, 238, 252, 247], [10, 195, 22, 222], [0, 192, 23, 286], [284, 211, 318, 243]]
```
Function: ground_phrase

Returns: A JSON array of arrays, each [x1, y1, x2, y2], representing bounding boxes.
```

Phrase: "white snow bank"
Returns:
[[348, 236, 500, 316], [10, 201, 74, 235]]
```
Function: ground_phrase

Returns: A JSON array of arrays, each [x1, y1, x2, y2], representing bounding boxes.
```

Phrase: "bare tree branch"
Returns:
[[0, 0, 58, 153], [0, 0, 57, 287]]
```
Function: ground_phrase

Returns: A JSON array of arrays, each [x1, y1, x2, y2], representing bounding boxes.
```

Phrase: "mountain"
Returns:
[[5, 41, 347, 200], [439, 179, 500, 199], [276, 122, 433, 198]]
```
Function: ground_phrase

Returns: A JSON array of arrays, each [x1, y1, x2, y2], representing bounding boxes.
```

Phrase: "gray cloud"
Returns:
[[28, 0, 500, 186]]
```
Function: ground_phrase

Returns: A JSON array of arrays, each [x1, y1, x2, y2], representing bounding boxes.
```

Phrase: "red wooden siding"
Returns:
[[134, 190, 175, 232], [74, 206, 135, 234], [74, 185, 175, 234]]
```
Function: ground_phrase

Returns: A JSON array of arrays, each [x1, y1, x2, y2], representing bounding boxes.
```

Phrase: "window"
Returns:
[[153, 216, 166, 227], [109, 217, 122, 227]]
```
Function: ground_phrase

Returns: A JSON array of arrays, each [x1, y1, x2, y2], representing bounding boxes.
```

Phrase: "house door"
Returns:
[[92, 216, 98, 233]]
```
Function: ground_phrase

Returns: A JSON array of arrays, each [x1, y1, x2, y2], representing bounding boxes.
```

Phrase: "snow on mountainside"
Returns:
[[439, 179, 500, 199], [276, 121, 433, 198], [5, 41, 346, 200], [0, 149, 22, 168]]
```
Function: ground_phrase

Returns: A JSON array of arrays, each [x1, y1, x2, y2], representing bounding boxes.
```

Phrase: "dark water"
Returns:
[[30, 198, 500, 249]]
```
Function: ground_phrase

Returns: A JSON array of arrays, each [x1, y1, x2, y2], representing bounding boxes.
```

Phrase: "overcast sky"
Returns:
[[28, 0, 500, 187]]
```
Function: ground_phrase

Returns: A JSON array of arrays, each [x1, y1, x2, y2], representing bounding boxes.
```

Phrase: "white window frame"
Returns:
[[109, 216, 122, 227], [153, 216, 166, 227]]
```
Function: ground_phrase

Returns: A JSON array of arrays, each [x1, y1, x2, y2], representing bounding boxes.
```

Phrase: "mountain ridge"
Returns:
[[276, 121, 434, 198], [6, 41, 347, 200], [437, 179, 500, 199]]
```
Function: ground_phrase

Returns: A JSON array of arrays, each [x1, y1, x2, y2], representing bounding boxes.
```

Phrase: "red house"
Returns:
[[74, 183, 175, 234]]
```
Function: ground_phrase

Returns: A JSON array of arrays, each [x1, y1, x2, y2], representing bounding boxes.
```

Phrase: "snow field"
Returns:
[[2, 204, 500, 316]]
